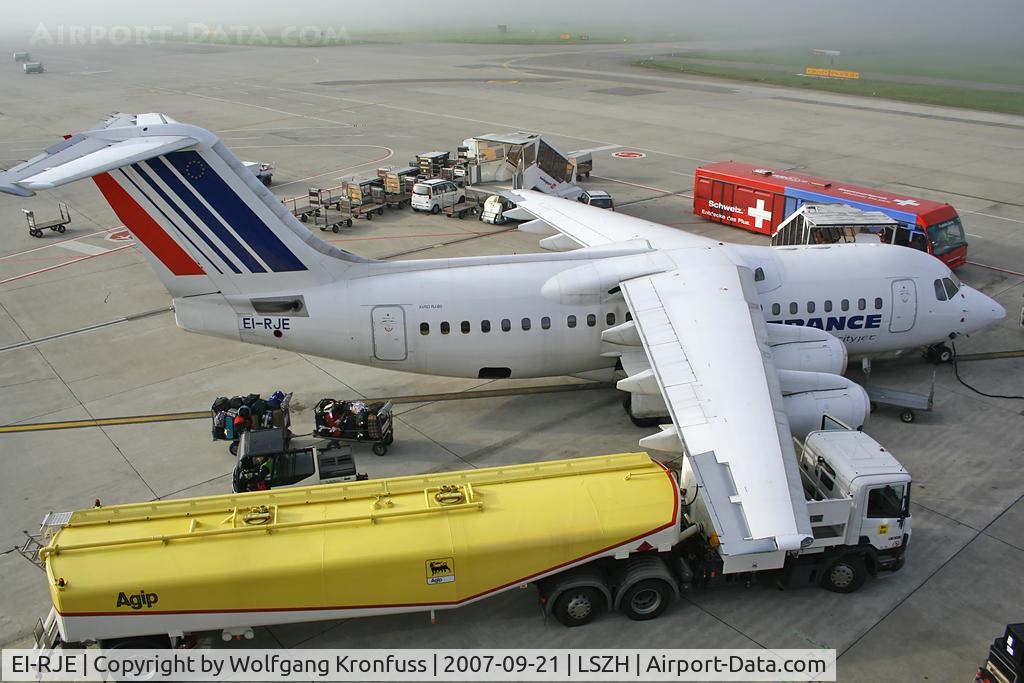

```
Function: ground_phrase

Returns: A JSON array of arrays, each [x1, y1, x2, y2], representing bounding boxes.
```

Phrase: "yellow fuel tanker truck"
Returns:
[[28, 453, 682, 648], [24, 430, 911, 649]]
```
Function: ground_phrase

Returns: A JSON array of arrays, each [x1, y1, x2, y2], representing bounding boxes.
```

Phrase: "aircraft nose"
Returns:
[[963, 286, 1006, 333]]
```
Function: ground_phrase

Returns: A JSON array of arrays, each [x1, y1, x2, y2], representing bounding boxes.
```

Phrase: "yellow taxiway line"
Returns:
[[0, 382, 612, 434]]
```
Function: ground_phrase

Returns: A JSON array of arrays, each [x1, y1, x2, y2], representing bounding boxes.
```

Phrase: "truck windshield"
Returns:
[[867, 484, 907, 518], [926, 218, 966, 255]]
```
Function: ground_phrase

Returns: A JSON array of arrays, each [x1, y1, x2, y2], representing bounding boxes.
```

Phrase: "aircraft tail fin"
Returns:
[[0, 113, 368, 297]]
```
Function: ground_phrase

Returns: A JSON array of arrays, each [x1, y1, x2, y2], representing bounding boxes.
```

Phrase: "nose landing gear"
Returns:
[[925, 343, 954, 364]]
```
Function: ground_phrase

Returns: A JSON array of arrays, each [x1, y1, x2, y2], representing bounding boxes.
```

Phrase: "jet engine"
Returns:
[[778, 369, 870, 438], [766, 323, 848, 375]]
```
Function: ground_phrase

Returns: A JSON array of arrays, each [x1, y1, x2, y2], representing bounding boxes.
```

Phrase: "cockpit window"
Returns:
[[934, 279, 948, 302], [942, 277, 960, 298]]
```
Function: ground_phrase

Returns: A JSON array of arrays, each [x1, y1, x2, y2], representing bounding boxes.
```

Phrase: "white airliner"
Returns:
[[0, 113, 1005, 559]]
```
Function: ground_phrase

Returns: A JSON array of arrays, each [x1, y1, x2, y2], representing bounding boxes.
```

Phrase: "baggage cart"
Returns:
[[285, 192, 318, 223], [569, 151, 592, 179], [866, 372, 935, 423], [316, 196, 354, 232], [383, 168, 418, 208], [210, 392, 292, 454], [23, 202, 71, 238], [344, 175, 384, 207], [417, 151, 450, 178], [313, 397, 395, 455], [442, 198, 478, 219]]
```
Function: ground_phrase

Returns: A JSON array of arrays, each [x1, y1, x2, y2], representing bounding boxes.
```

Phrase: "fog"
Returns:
[[2, 0, 1022, 47]]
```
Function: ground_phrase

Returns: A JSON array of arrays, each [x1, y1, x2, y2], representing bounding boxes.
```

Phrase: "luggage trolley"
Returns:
[[210, 392, 292, 455], [313, 398, 395, 455], [23, 202, 71, 238]]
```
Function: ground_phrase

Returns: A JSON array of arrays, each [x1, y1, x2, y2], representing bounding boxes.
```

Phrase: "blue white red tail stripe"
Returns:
[[165, 151, 308, 273], [92, 172, 206, 277], [128, 163, 237, 275], [144, 157, 268, 273]]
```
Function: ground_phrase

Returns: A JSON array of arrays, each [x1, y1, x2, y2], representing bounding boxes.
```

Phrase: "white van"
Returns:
[[411, 178, 465, 213]]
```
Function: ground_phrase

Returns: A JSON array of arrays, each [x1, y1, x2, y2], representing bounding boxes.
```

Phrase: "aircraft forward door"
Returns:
[[371, 305, 407, 361], [889, 279, 917, 333]]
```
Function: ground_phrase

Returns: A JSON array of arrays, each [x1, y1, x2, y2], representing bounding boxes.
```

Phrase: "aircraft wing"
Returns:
[[620, 247, 812, 555], [505, 188, 713, 250]]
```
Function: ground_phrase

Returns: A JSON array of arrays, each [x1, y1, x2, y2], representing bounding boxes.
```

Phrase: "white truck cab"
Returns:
[[799, 422, 912, 554], [411, 178, 465, 213]]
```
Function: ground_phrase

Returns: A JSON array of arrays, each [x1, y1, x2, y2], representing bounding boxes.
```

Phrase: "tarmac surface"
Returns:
[[0, 39, 1021, 682]]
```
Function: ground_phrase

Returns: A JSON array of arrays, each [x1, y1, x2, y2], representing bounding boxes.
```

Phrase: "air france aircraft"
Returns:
[[0, 114, 1005, 560]]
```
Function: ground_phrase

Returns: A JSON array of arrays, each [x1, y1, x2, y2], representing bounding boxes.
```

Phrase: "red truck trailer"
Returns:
[[693, 162, 968, 268]]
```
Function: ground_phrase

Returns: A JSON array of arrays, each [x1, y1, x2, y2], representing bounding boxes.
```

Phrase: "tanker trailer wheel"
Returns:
[[552, 586, 605, 627], [821, 555, 866, 594], [618, 579, 673, 621]]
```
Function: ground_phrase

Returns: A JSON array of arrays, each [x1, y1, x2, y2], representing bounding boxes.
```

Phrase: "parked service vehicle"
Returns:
[[13, 51, 31, 62], [976, 623, 1024, 683], [411, 178, 465, 214], [578, 189, 615, 210], [480, 194, 514, 224], [23, 62, 44, 74], [568, 151, 593, 179], [694, 162, 968, 268], [21, 419, 909, 648], [232, 431, 365, 493], [242, 161, 274, 186]]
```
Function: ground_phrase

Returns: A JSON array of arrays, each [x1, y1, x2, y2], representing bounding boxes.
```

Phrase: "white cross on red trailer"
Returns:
[[747, 199, 773, 230]]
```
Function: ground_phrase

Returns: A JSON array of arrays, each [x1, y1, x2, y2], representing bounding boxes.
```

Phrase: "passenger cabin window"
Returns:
[[841, 299, 850, 312], [606, 312, 616, 326], [789, 302, 798, 315], [420, 322, 429, 336], [440, 321, 450, 335], [807, 301, 815, 314], [857, 298, 866, 311], [501, 319, 511, 332], [481, 320, 491, 333], [824, 300, 833, 313], [771, 303, 781, 316], [521, 318, 531, 331], [874, 297, 883, 310], [541, 316, 551, 330], [587, 314, 597, 327], [461, 321, 470, 334], [567, 315, 577, 329]]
